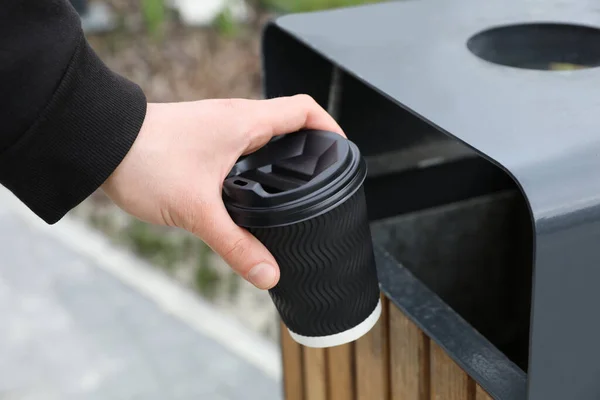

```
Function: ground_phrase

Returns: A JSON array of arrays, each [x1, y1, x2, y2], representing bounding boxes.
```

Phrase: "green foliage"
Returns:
[[195, 260, 221, 299], [227, 272, 241, 297], [214, 6, 239, 38], [124, 220, 183, 268], [118, 219, 225, 299], [260, 0, 384, 13], [122, 220, 224, 298], [141, 0, 166, 39]]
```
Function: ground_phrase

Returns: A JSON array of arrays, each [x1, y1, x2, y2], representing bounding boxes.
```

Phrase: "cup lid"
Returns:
[[222, 130, 366, 228]]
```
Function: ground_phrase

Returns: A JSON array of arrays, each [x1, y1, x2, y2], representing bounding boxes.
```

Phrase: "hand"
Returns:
[[101, 95, 345, 289]]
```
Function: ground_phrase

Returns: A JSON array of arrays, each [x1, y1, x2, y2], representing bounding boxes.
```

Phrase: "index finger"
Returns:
[[254, 94, 346, 138]]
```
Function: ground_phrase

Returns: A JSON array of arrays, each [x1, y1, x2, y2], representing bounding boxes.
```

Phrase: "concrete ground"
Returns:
[[0, 188, 281, 400]]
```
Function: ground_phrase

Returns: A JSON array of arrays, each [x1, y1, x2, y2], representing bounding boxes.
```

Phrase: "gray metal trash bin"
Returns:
[[263, 1, 600, 399]]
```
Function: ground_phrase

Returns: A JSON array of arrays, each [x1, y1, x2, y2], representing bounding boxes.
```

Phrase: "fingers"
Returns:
[[242, 94, 345, 153], [197, 202, 280, 290], [182, 94, 342, 288], [261, 94, 345, 136]]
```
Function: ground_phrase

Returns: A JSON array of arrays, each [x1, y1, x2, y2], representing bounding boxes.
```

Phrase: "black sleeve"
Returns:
[[0, 1, 147, 224]]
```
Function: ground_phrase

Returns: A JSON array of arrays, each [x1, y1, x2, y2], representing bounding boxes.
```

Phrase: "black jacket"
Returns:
[[0, 1, 147, 223]]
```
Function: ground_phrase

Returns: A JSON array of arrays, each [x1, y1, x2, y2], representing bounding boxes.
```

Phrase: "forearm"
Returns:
[[0, 1, 147, 223]]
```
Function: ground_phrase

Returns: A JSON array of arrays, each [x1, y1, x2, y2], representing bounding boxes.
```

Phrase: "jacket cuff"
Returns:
[[0, 34, 147, 224]]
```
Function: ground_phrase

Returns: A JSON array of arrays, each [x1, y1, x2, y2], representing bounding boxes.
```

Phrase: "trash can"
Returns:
[[262, 0, 600, 399]]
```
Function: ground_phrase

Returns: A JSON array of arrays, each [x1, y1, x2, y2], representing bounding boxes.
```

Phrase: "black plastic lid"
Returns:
[[222, 130, 367, 228]]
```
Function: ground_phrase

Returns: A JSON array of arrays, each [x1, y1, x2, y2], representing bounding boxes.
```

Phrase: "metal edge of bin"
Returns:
[[374, 243, 528, 400], [262, 2, 600, 399]]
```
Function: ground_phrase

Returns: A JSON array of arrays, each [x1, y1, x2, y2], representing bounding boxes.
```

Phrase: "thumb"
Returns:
[[198, 202, 280, 290]]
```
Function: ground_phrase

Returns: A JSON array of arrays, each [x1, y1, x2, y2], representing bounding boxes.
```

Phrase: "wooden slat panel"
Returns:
[[280, 322, 304, 400], [475, 384, 494, 400], [431, 341, 475, 400], [327, 344, 354, 400], [355, 296, 390, 400], [281, 302, 497, 400], [303, 346, 327, 400], [389, 305, 430, 400]]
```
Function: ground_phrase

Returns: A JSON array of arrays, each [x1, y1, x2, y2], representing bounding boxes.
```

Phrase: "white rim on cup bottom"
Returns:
[[288, 299, 382, 348]]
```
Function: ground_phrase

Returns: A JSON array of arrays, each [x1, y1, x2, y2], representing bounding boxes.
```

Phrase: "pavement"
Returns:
[[0, 188, 282, 400]]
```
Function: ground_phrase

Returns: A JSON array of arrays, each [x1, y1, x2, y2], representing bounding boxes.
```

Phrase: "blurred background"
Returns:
[[0, 1, 384, 400]]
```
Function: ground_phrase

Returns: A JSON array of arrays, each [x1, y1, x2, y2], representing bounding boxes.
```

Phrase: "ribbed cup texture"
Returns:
[[250, 187, 380, 337]]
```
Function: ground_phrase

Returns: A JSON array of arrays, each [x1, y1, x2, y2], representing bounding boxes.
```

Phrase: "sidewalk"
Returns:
[[0, 188, 281, 400]]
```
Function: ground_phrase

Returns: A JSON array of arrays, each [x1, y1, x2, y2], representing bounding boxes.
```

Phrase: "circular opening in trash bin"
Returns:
[[467, 23, 600, 70]]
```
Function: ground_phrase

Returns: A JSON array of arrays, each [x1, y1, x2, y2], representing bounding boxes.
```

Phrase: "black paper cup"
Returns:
[[222, 130, 380, 348]]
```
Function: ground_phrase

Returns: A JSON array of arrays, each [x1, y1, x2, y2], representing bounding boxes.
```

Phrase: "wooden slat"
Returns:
[[389, 305, 430, 400], [327, 344, 354, 400], [355, 296, 390, 400], [280, 322, 304, 400], [431, 341, 475, 400], [475, 384, 494, 400], [303, 346, 328, 400], [281, 301, 497, 400]]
